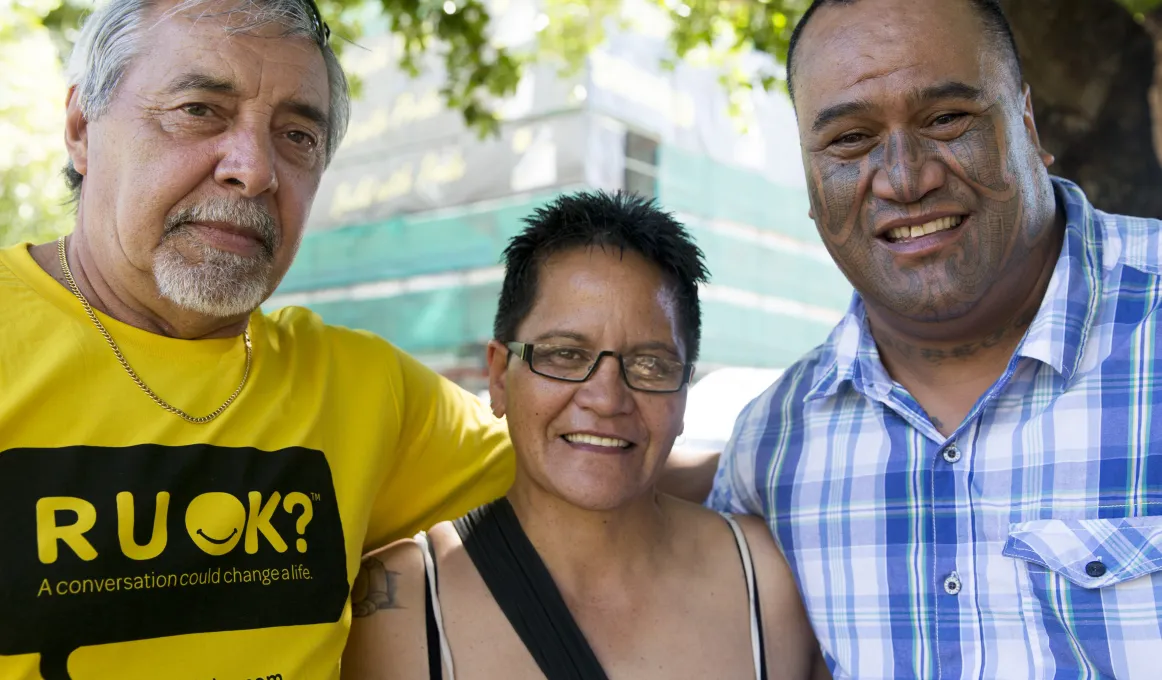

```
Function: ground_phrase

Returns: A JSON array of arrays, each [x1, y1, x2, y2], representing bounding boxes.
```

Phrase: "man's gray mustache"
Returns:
[[164, 199, 280, 257]]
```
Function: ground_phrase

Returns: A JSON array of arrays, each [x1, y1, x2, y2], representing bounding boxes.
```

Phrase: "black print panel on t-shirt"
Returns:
[[0, 444, 348, 680]]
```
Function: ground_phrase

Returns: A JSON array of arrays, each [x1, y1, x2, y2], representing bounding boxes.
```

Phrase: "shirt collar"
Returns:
[[1016, 178, 1104, 381], [804, 296, 883, 401], [806, 176, 1104, 401]]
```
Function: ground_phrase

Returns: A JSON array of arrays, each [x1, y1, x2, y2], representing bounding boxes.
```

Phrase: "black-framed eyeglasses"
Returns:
[[506, 342, 692, 393], [302, 0, 331, 46]]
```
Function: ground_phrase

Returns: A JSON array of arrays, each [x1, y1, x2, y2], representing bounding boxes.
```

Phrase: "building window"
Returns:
[[624, 131, 659, 199]]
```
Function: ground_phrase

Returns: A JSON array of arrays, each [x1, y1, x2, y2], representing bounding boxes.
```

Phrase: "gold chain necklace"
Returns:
[[56, 236, 252, 424]]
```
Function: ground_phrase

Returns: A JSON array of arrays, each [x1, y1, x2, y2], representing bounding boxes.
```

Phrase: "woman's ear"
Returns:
[[485, 340, 510, 419]]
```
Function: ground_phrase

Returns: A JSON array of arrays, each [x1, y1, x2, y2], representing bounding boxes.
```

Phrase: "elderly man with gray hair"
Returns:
[[0, 0, 514, 677]]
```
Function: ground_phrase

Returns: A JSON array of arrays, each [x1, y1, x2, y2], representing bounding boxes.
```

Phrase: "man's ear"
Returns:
[[485, 340, 511, 419], [1021, 83, 1055, 168], [65, 85, 90, 178]]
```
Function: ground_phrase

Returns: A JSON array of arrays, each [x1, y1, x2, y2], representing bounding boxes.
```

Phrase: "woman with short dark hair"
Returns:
[[343, 191, 825, 680]]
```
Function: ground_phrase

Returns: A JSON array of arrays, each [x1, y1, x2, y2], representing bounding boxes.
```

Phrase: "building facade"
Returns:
[[266, 3, 853, 393]]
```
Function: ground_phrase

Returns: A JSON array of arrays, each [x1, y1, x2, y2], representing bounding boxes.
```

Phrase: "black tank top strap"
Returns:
[[422, 532, 444, 680], [753, 572, 768, 680], [453, 498, 610, 680]]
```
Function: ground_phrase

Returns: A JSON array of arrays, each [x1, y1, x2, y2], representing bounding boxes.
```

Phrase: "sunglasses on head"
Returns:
[[302, 0, 331, 46]]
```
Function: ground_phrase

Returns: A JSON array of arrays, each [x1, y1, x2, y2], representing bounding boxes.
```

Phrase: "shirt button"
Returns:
[[942, 445, 962, 464], [1086, 560, 1107, 577], [943, 572, 962, 595]]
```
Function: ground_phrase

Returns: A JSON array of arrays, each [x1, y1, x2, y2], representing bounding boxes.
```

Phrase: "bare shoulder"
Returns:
[[658, 500, 786, 579], [658, 492, 737, 528], [728, 514, 801, 613], [657, 494, 758, 558], [729, 514, 782, 568], [729, 514, 825, 680], [655, 498, 825, 679], [425, 518, 467, 560], [342, 530, 442, 680]]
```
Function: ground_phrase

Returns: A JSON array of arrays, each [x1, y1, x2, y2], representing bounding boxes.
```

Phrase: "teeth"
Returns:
[[564, 433, 631, 448], [885, 216, 963, 242]]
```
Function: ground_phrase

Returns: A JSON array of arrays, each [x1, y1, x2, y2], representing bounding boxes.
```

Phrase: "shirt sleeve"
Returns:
[[364, 348, 515, 551], [706, 392, 768, 516]]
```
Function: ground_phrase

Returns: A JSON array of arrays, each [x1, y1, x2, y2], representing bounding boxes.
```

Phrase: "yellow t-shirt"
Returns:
[[0, 243, 514, 679]]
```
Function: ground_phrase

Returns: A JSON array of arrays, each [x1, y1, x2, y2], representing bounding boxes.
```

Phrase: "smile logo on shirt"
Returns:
[[185, 492, 246, 555]]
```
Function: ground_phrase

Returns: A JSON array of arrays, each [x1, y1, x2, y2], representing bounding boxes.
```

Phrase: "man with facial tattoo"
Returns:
[[707, 0, 1162, 677]]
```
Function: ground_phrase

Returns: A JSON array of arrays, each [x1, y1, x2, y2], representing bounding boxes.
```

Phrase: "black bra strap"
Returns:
[[422, 536, 444, 680], [454, 499, 609, 680]]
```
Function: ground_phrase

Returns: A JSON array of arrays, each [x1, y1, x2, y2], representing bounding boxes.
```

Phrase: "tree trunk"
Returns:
[[1001, 0, 1162, 218]]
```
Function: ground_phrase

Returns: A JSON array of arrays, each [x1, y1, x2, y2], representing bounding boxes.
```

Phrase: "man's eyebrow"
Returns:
[[626, 340, 682, 358], [162, 72, 238, 96], [909, 81, 985, 106], [286, 101, 330, 136], [532, 330, 589, 344], [811, 99, 875, 133]]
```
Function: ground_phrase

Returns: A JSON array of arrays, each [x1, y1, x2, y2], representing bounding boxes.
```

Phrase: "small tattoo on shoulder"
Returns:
[[351, 558, 404, 617]]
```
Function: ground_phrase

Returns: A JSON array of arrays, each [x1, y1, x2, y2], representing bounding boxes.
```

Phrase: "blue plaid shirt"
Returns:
[[709, 178, 1162, 679]]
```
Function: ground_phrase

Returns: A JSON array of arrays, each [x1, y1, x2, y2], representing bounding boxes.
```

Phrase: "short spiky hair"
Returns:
[[494, 191, 709, 362], [785, 0, 1022, 105]]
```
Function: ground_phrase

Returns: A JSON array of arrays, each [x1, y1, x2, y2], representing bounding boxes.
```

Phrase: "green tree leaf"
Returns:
[[0, 0, 74, 247]]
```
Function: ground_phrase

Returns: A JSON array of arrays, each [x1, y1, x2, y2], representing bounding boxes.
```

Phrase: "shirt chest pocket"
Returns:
[[1003, 517, 1162, 677]]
